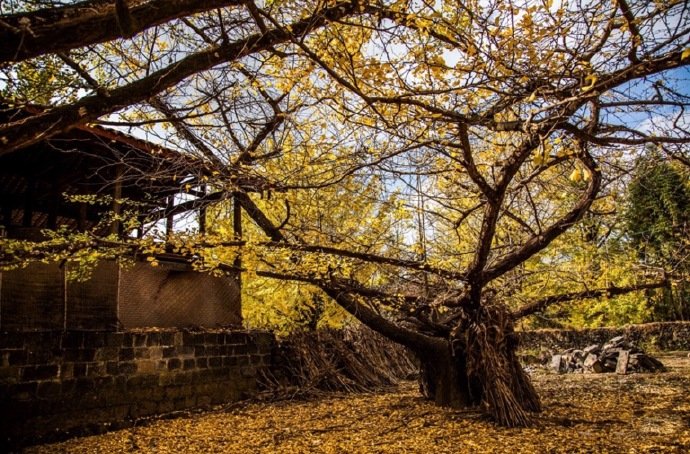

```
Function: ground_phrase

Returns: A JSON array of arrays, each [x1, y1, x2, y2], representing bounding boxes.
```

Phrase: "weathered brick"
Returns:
[[8, 349, 28, 365], [200, 333, 214, 345], [61, 332, 84, 349], [177, 345, 195, 357], [105, 332, 125, 347], [133, 334, 148, 347], [232, 344, 249, 355], [146, 333, 161, 346], [60, 363, 74, 380], [0, 365, 20, 382], [134, 348, 150, 359], [0, 334, 24, 349], [106, 361, 119, 375], [149, 347, 163, 359], [118, 362, 137, 375], [196, 357, 208, 369], [73, 362, 87, 377], [36, 381, 62, 399], [74, 377, 95, 393], [22, 364, 58, 381], [86, 362, 106, 377], [208, 357, 222, 368], [12, 381, 38, 400], [183, 359, 195, 370], [136, 360, 158, 374], [119, 348, 135, 361], [225, 333, 248, 345], [95, 347, 119, 361], [168, 358, 182, 370], [159, 332, 175, 346], [162, 347, 177, 358], [83, 334, 106, 349]]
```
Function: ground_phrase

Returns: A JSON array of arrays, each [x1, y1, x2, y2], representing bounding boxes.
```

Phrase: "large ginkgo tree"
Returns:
[[2, 0, 689, 426]]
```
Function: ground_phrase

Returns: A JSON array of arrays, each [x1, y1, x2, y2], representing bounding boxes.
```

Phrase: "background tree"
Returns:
[[624, 152, 690, 320], [2, 0, 690, 427]]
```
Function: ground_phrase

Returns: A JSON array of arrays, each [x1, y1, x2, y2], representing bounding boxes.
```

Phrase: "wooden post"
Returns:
[[77, 202, 87, 232], [199, 184, 207, 234], [233, 195, 242, 296], [23, 178, 35, 227], [165, 195, 174, 238], [1, 203, 12, 229], [110, 165, 123, 236], [47, 180, 60, 230]]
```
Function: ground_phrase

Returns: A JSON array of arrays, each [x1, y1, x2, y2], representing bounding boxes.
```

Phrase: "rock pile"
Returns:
[[549, 335, 666, 374]]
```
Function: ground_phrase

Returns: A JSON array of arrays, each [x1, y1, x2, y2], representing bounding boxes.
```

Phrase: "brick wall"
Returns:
[[0, 329, 274, 448]]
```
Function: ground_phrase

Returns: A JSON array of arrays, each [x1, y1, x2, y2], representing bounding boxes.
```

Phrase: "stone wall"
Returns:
[[518, 321, 690, 352], [0, 329, 274, 449]]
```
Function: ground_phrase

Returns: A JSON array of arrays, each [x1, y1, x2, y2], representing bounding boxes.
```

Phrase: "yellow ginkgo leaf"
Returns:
[[527, 91, 537, 102], [569, 168, 582, 182], [682, 47, 690, 61], [582, 74, 598, 92]]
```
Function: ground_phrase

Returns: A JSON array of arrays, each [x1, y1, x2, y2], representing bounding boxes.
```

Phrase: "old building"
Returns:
[[0, 107, 242, 331]]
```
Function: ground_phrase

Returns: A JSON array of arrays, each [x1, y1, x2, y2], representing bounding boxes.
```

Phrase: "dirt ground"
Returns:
[[26, 352, 690, 453]]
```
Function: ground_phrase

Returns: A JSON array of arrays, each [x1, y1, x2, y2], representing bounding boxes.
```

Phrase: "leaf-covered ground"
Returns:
[[27, 353, 690, 453]]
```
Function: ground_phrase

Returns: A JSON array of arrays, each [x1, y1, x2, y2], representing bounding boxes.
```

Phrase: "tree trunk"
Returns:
[[416, 303, 542, 427], [418, 343, 482, 408]]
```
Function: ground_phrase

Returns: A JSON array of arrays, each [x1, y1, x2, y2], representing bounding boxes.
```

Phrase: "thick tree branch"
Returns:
[[256, 269, 444, 352], [0, 1, 360, 156], [513, 281, 669, 319], [0, 0, 247, 64], [483, 150, 602, 282]]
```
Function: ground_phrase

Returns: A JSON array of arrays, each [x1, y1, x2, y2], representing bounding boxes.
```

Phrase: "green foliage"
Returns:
[[623, 153, 690, 321], [625, 154, 690, 268]]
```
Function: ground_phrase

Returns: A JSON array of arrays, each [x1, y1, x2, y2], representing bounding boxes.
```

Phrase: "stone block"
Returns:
[[0, 365, 20, 382], [177, 346, 195, 357], [119, 348, 135, 361], [95, 347, 119, 361], [60, 363, 74, 380], [22, 364, 58, 381], [118, 362, 137, 375], [136, 360, 158, 374], [62, 332, 85, 349], [8, 349, 28, 366], [83, 335, 106, 349], [105, 333, 125, 348], [134, 348, 151, 359], [86, 362, 106, 377], [133, 334, 148, 347], [149, 347, 163, 360], [160, 332, 175, 346], [10, 381, 37, 400], [36, 381, 62, 399], [616, 350, 630, 375], [225, 333, 248, 345], [146, 333, 161, 347]]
